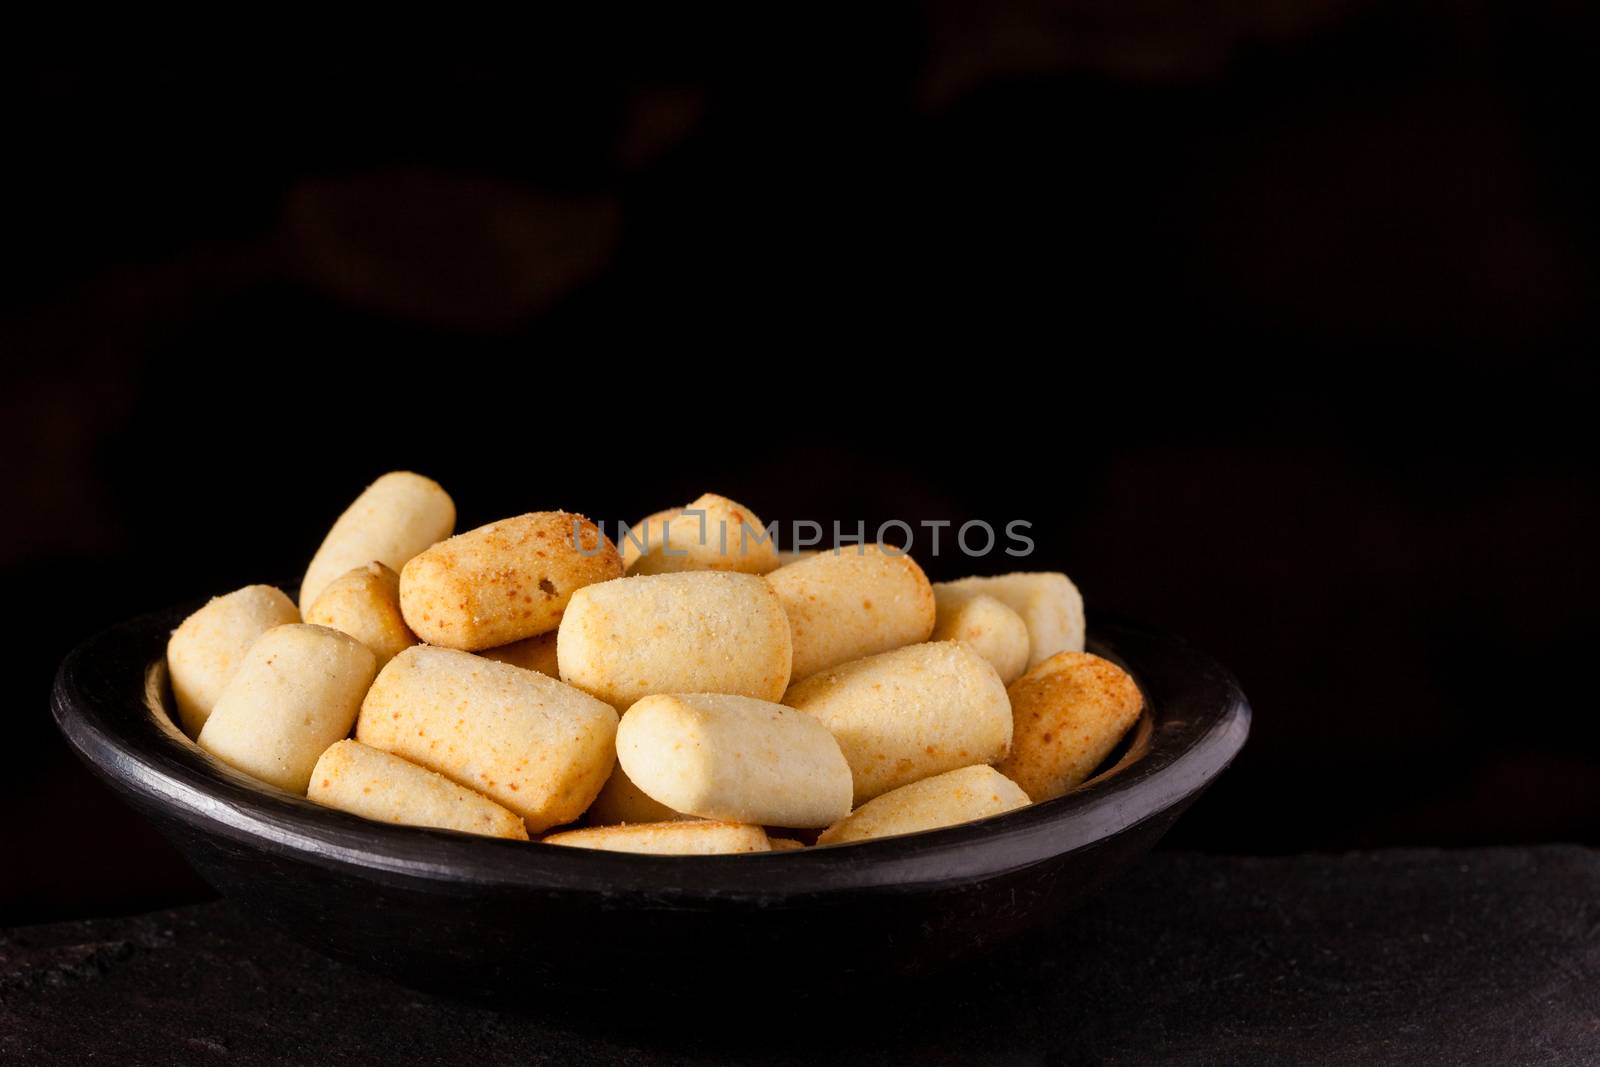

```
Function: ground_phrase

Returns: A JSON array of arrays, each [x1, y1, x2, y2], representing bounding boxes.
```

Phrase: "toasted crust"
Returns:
[[400, 511, 623, 651], [817, 765, 1030, 845], [309, 740, 529, 840], [783, 641, 1012, 806], [542, 821, 771, 855], [767, 545, 936, 681], [995, 651, 1143, 801]]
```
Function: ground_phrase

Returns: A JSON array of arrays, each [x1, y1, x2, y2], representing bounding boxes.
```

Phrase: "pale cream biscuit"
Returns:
[[930, 588, 1030, 684], [308, 740, 529, 840], [167, 584, 299, 736], [585, 761, 691, 825], [197, 624, 377, 794], [938, 572, 1085, 668], [817, 765, 1030, 845], [305, 562, 416, 668], [300, 471, 455, 614], [766, 544, 935, 680], [557, 572, 792, 710], [625, 493, 779, 576], [783, 641, 1012, 806], [542, 821, 770, 855], [617, 693, 852, 828], [356, 645, 618, 833]]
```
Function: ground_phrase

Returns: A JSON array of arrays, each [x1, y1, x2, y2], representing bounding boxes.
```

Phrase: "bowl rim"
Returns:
[[52, 600, 1250, 900]]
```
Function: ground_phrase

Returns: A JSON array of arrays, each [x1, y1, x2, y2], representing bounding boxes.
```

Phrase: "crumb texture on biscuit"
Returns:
[[557, 571, 792, 710], [167, 584, 300, 737], [617, 693, 852, 828], [356, 645, 618, 832], [309, 740, 529, 840], [784, 641, 1012, 806], [400, 510, 622, 651], [767, 544, 936, 681], [996, 651, 1143, 801], [818, 765, 1030, 845], [300, 471, 455, 615]]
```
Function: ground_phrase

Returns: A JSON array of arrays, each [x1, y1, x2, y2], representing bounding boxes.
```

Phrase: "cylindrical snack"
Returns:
[[930, 588, 1030, 685], [400, 511, 623, 651], [817, 765, 1030, 845], [356, 645, 617, 832], [299, 471, 455, 614], [478, 631, 560, 677], [617, 693, 852, 828], [167, 584, 299, 736], [197, 624, 378, 794], [767, 837, 805, 851], [308, 740, 529, 840], [784, 641, 1012, 805], [586, 761, 690, 825], [305, 562, 416, 668], [557, 572, 792, 710], [937, 572, 1084, 668], [625, 493, 778, 576], [995, 651, 1143, 801], [543, 821, 770, 855], [766, 545, 935, 680]]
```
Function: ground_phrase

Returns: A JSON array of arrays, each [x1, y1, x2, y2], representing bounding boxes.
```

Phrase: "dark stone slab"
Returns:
[[3, 847, 1596, 1066]]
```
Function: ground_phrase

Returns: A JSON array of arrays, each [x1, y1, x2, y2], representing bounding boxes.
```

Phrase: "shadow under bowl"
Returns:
[[52, 602, 1249, 1007]]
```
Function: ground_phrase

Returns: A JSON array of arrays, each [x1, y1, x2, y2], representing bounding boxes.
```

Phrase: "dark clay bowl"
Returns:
[[51, 600, 1249, 1007]]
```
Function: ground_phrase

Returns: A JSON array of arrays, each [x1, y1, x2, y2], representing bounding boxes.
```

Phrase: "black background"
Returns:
[[4, 7, 1596, 926]]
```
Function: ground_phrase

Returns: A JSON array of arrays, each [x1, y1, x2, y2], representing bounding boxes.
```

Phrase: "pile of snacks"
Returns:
[[165, 473, 1144, 854]]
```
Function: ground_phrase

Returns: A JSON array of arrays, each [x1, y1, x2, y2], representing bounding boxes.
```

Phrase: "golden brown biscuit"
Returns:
[[400, 511, 622, 650], [996, 651, 1143, 801]]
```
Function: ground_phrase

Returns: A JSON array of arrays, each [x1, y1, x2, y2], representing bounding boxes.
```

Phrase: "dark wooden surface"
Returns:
[[3, 847, 1595, 1065]]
